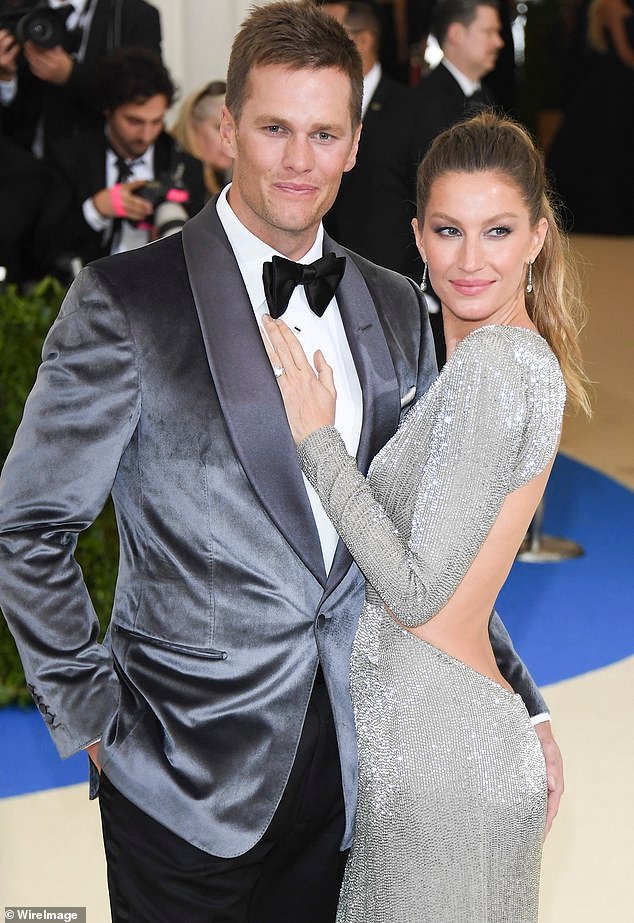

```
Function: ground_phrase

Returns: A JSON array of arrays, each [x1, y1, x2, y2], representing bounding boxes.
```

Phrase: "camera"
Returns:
[[133, 163, 191, 238], [0, 2, 70, 48]]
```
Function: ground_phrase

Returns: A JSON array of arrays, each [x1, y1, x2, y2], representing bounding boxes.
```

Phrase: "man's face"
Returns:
[[106, 94, 168, 160], [457, 6, 504, 80], [220, 64, 360, 260]]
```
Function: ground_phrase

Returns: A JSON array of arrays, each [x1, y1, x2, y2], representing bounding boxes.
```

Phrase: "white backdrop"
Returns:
[[152, 0, 269, 109]]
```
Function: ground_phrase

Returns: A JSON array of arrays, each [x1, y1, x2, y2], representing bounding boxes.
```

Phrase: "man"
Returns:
[[38, 47, 205, 269], [0, 0, 161, 156], [414, 0, 505, 157], [0, 3, 562, 921], [322, 1, 423, 279]]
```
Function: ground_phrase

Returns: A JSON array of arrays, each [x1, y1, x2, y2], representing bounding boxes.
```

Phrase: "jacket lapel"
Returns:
[[182, 201, 327, 585], [321, 233, 402, 597]]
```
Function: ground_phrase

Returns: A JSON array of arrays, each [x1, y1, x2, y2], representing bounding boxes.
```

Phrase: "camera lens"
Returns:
[[16, 10, 66, 49]]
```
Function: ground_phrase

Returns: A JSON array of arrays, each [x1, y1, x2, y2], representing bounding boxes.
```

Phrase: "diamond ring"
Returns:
[[272, 365, 285, 378]]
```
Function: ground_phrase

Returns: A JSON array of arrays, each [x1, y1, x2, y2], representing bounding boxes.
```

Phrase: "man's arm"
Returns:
[[0, 267, 141, 757]]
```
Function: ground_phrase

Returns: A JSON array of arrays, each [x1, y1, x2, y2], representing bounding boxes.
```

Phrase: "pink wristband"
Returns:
[[109, 183, 127, 218]]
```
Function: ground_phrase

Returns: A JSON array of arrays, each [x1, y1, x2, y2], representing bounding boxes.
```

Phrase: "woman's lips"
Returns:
[[450, 279, 494, 295]]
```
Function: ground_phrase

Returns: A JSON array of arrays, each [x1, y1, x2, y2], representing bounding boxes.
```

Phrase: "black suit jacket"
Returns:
[[3, 0, 161, 153], [324, 75, 422, 280], [413, 62, 495, 161], [39, 129, 206, 268]]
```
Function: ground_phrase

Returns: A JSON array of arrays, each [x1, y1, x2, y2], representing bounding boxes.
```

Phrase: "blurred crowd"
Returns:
[[0, 0, 632, 293]]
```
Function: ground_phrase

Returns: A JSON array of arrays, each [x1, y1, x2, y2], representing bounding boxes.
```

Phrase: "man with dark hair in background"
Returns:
[[0, 0, 161, 156], [323, 1, 423, 280], [0, 3, 562, 921], [39, 47, 205, 270], [414, 0, 504, 157]]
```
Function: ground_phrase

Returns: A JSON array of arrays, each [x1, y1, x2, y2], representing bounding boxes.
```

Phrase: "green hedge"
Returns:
[[0, 278, 118, 706]]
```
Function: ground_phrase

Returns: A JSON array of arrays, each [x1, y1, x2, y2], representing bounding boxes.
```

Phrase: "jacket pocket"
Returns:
[[113, 624, 227, 660]]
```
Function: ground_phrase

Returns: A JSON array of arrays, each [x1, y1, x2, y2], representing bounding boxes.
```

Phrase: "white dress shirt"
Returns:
[[216, 185, 363, 573]]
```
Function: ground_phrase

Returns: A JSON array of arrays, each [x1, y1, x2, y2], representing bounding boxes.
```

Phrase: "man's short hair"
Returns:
[[226, 0, 363, 128], [431, 0, 500, 47], [95, 47, 176, 113]]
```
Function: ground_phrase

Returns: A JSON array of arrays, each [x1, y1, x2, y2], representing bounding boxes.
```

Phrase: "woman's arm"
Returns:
[[264, 318, 563, 627]]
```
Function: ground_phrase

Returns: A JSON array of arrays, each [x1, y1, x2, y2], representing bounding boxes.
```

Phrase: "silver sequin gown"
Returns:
[[297, 325, 566, 923]]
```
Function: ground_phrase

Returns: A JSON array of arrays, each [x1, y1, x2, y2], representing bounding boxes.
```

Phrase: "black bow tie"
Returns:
[[263, 253, 346, 319]]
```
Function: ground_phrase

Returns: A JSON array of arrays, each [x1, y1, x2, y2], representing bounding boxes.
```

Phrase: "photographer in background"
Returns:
[[0, 0, 161, 157], [37, 47, 205, 272]]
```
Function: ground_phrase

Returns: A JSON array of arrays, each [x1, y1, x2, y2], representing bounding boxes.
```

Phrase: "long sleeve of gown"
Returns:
[[298, 326, 565, 627]]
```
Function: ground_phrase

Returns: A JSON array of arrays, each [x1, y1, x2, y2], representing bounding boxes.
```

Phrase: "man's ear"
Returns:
[[219, 104, 237, 159], [445, 21, 465, 50], [343, 122, 362, 173]]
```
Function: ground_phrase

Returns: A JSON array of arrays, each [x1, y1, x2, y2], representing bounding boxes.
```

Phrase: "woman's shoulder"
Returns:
[[449, 325, 565, 393], [439, 325, 566, 439], [445, 325, 567, 485]]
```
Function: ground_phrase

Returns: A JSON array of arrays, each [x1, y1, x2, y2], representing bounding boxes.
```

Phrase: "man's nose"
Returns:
[[139, 124, 157, 145], [283, 134, 314, 172]]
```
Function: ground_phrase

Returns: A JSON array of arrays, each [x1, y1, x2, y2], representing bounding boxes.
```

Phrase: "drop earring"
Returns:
[[526, 260, 533, 294], [421, 261, 428, 292]]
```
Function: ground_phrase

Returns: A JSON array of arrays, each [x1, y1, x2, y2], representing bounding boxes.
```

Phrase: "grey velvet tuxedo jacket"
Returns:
[[0, 200, 547, 858]]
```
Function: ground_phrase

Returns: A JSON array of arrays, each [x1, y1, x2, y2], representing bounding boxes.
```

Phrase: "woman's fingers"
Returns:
[[260, 322, 284, 372], [276, 320, 313, 372], [262, 315, 314, 377], [314, 350, 336, 399]]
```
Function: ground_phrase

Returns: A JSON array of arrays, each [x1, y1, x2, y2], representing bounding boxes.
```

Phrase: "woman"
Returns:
[[171, 81, 232, 197], [263, 113, 590, 922]]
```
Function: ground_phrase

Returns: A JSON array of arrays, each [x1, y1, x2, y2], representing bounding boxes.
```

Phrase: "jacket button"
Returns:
[[316, 613, 326, 628]]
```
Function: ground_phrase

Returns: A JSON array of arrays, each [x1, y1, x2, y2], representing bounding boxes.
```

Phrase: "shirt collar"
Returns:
[[362, 62, 382, 117], [216, 184, 324, 312], [440, 57, 481, 97], [105, 143, 152, 170]]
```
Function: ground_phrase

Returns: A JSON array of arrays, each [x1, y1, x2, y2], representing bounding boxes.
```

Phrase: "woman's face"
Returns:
[[413, 170, 548, 329], [193, 101, 233, 171]]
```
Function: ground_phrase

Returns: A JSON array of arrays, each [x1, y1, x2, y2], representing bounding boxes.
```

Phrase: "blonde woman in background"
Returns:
[[171, 81, 232, 197]]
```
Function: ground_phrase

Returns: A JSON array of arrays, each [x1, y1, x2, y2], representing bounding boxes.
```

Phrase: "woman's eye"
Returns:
[[435, 226, 461, 237], [489, 226, 512, 237]]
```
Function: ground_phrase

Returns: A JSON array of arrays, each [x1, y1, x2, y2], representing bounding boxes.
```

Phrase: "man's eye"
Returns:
[[316, 131, 332, 142], [265, 125, 282, 134]]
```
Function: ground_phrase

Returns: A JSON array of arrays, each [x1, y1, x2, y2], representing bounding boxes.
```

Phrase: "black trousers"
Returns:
[[98, 681, 348, 922]]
